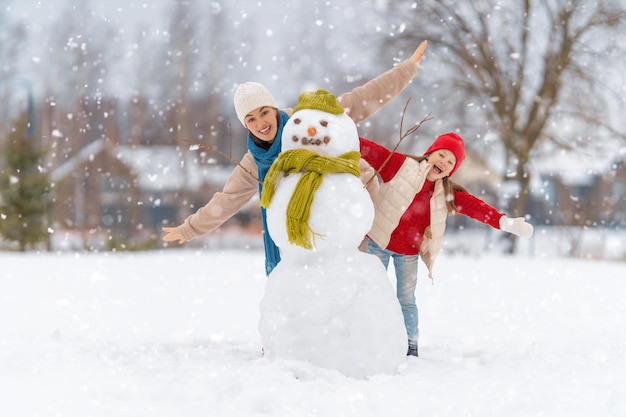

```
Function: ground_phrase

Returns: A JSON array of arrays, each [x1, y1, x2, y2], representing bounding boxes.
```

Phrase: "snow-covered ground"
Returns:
[[1, 248, 625, 416]]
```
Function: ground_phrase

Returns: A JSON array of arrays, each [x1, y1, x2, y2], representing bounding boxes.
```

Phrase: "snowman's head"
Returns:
[[282, 90, 359, 157]]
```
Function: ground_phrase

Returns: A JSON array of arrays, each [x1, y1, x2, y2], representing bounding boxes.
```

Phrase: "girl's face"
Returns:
[[426, 149, 457, 181], [244, 106, 279, 142]]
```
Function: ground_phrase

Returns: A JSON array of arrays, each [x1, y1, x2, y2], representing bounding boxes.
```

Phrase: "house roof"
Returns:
[[51, 138, 106, 182], [532, 149, 609, 187], [51, 142, 234, 192], [115, 145, 233, 192]]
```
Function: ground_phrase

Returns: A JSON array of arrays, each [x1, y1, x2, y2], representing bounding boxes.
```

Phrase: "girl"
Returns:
[[162, 41, 428, 276], [359, 133, 533, 357]]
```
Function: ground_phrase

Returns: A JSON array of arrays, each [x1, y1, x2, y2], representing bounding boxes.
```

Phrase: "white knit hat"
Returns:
[[233, 82, 279, 126]]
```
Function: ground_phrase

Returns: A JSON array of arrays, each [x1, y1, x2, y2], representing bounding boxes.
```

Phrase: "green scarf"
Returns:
[[261, 148, 361, 249]]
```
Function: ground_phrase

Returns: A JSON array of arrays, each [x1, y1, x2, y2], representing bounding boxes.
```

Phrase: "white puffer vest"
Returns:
[[367, 158, 448, 280]]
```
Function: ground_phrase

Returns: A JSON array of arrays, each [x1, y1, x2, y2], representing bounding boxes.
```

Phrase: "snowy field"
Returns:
[[1, 248, 625, 417]]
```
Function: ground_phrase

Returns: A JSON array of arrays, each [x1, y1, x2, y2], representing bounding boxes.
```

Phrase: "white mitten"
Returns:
[[499, 216, 534, 238]]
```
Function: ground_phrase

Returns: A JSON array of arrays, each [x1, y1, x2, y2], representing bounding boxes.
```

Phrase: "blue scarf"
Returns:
[[248, 110, 290, 276]]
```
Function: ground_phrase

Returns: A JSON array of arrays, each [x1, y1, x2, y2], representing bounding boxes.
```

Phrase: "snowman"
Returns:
[[259, 89, 407, 379]]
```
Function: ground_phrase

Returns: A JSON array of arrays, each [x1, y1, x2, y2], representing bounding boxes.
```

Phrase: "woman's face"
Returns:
[[426, 149, 457, 181], [244, 106, 279, 142]]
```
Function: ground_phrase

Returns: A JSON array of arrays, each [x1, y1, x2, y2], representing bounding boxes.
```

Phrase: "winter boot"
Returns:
[[407, 339, 418, 357]]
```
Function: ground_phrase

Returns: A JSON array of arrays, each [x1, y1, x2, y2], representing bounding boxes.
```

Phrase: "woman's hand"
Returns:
[[162, 227, 186, 244], [408, 40, 428, 67]]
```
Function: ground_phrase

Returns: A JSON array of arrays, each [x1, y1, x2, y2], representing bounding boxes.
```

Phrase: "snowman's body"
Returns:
[[260, 104, 407, 379]]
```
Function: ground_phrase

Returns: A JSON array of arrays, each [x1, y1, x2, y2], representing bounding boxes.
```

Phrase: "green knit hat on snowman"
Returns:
[[292, 89, 345, 115]]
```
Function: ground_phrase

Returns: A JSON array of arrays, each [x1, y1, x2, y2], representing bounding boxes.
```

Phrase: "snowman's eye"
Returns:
[[293, 118, 301, 124], [320, 120, 328, 127]]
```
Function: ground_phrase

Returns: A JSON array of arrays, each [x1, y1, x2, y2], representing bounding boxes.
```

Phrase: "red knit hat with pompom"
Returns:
[[423, 132, 465, 177]]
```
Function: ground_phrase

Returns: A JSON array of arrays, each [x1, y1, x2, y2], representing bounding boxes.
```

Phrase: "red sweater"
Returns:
[[360, 138, 504, 255]]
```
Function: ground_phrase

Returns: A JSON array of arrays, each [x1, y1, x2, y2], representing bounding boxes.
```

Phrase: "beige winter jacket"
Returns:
[[178, 59, 418, 240]]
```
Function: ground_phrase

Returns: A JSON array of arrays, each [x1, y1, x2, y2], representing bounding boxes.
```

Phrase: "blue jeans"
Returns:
[[367, 239, 419, 340]]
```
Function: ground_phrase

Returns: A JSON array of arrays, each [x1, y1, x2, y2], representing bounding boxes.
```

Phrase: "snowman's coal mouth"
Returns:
[[292, 136, 331, 146]]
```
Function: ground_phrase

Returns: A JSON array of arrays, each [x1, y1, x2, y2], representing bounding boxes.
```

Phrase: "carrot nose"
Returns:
[[307, 127, 317, 136]]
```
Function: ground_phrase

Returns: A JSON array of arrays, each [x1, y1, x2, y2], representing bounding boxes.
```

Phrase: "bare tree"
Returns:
[[0, 10, 27, 138], [43, 0, 117, 152], [380, 0, 626, 250], [40, 0, 123, 246]]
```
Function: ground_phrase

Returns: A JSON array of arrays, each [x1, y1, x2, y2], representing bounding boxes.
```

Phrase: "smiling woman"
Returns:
[[234, 82, 281, 146]]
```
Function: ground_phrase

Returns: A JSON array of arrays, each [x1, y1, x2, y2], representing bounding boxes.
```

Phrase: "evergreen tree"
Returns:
[[0, 112, 52, 251]]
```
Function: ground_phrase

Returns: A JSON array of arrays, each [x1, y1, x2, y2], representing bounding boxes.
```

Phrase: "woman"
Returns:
[[162, 41, 428, 275], [359, 133, 534, 357]]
